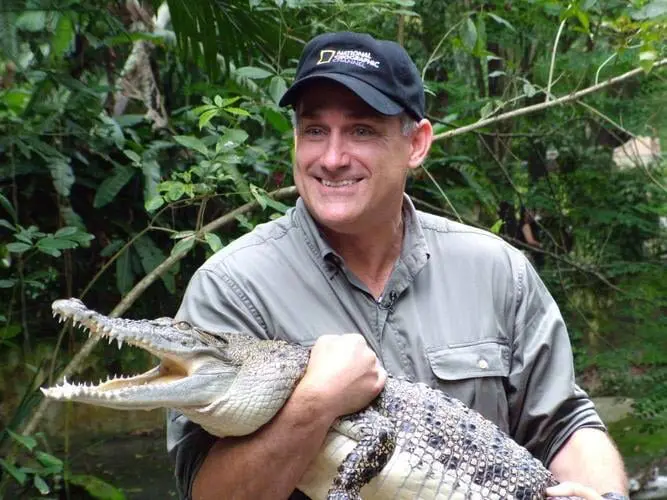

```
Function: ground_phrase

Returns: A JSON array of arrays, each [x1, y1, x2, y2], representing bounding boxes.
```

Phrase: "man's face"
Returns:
[[293, 81, 420, 235]]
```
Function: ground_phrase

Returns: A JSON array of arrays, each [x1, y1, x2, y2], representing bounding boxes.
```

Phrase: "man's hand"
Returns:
[[547, 482, 603, 500], [293, 333, 387, 420]]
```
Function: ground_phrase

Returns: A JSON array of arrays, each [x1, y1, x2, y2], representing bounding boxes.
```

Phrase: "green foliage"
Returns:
[[0, 0, 665, 485], [0, 430, 63, 495]]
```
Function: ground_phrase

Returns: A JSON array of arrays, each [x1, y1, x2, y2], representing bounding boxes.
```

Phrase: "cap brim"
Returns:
[[279, 73, 403, 116]]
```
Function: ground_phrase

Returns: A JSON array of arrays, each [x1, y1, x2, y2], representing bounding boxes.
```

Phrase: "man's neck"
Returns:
[[322, 214, 404, 299]]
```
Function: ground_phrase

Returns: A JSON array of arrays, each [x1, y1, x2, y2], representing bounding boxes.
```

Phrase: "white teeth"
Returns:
[[321, 179, 358, 187]]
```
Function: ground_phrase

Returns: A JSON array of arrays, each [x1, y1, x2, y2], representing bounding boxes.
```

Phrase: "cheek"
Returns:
[[294, 143, 317, 170]]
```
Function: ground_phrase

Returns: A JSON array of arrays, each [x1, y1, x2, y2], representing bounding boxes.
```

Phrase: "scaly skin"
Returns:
[[43, 298, 567, 500]]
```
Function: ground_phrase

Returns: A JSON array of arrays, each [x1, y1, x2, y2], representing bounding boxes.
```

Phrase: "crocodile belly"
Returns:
[[298, 430, 512, 500]]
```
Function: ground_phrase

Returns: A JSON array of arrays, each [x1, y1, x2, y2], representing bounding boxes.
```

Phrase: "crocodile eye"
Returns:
[[174, 321, 192, 330]]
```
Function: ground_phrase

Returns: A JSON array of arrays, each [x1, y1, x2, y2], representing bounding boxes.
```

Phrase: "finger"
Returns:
[[546, 482, 603, 500]]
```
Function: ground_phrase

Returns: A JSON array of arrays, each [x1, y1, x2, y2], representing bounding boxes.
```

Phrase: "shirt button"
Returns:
[[478, 358, 489, 370]]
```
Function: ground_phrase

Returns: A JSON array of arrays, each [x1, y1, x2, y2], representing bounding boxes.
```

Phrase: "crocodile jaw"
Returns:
[[41, 299, 235, 411]]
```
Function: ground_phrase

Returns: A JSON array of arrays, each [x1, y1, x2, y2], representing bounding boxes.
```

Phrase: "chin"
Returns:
[[309, 205, 365, 233]]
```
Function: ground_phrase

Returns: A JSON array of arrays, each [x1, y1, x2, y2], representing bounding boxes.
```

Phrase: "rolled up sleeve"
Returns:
[[166, 267, 268, 499], [507, 257, 606, 466]]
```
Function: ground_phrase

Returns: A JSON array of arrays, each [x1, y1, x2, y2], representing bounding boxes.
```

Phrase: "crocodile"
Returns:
[[42, 298, 567, 500]]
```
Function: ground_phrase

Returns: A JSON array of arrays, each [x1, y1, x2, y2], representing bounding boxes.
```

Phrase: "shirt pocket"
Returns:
[[425, 340, 511, 430]]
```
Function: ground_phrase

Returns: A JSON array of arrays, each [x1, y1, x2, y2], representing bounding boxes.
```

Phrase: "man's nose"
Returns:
[[320, 132, 350, 170]]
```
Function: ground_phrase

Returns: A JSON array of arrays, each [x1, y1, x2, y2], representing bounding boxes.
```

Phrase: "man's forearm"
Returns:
[[192, 389, 335, 500], [549, 427, 628, 494]]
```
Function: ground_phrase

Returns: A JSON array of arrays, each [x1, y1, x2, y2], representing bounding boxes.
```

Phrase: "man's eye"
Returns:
[[303, 126, 325, 137], [352, 126, 375, 137]]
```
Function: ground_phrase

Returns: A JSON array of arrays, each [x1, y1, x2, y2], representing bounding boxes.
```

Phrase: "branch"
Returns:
[[546, 18, 568, 102], [409, 195, 624, 294], [433, 58, 667, 142], [22, 186, 297, 436]]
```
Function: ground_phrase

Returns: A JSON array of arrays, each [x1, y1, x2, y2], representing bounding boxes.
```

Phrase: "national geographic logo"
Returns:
[[316, 49, 380, 69], [317, 50, 336, 65]]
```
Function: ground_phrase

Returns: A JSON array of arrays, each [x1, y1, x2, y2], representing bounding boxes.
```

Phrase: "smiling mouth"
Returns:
[[318, 178, 361, 187]]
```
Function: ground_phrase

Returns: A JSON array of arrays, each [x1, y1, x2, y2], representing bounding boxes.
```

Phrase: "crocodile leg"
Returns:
[[327, 411, 396, 500]]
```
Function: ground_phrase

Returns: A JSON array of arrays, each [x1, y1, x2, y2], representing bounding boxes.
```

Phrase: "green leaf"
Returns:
[[487, 13, 515, 31], [37, 237, 78, 251], [249, 185, 290, 214], [225, 107, 250, 117], [204, 232, 223, 253], [217, 96, 241, 108], [3, 90, 31, 114], [35, 451, 63, 469], [97, 114, 125, 149], [0, 458, 27, 485], [0, 279, 16, 288], [134, 235, 175, 293], [142, 160, 161, 205], [33, 474, 50, 494], [51, 13, 74, 62], [100, 240, 124, 258], [63, 229, 95, 247], [174, 135, 209, 156], [198, 109, 219, 129], [48, 160, 75, 197], [480, 101, 494, 118], [94, 167, 135, 208], [640, 50, 658, 62], [15, 11, 46, 31], [8, 429, 37, 451], [235, 214, 255, 232], [219, 128, 249, 148], [172, 230, 195, 239], [0, 323, 21, 340], [145, 196, 165, 213], [67, 474, 126, 500], [235, 66, 273, 79], [6, 242, 31, 254], [631, 0, 667, 20], [523, 81, 536, 98], [171, 236, 195, 257], [54, 226, 78, 238], [0, 219, 16, 231], [263, 108, 291, 134], [490, 219, 504, 235], [472, 13, 487, 58], [36, 237, 78, 256], [116, 249, 134, 295], [268, 76, 288, 105], [105, 31, 168, 46], [0, 192, 17, 222], [460, 17, 477, 52], [575, 9, 590, 32], [165, 182, 186, 202], [123, 149, 141, 164]]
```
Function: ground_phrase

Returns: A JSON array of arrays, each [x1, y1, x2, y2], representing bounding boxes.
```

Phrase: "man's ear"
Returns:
[[408, 119, 434, 170]]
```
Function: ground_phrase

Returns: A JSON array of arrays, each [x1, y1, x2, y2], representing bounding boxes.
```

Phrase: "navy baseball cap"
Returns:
[[279, 32, 425, 120]]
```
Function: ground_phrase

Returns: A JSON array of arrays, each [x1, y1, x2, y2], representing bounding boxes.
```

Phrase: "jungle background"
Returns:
[[0, 0, 666, 498]]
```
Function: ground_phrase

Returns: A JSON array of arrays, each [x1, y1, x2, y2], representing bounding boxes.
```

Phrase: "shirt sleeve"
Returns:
[[507, 255, 606, 466], [166, 267, 269, 499]]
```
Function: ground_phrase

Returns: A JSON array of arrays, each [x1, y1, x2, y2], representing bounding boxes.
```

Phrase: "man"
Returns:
[[167, 32, 628, 500]]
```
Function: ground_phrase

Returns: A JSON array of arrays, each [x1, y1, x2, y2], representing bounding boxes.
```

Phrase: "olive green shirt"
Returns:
[[167, 195, 605, 499]]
